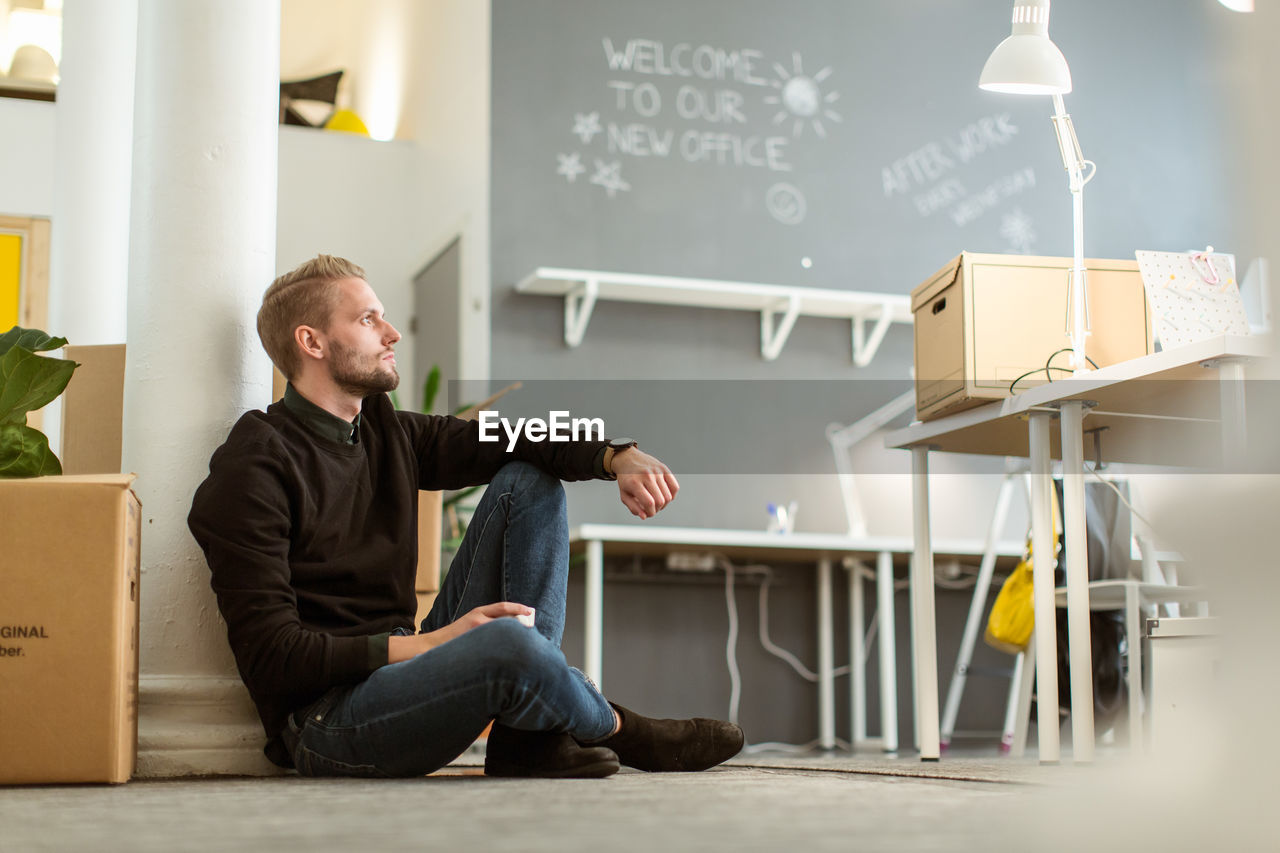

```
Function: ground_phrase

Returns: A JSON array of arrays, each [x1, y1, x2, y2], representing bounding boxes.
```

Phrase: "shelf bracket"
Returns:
[[564, 278, 599, 348], [852, 302, 895, 367], [760, 294, 801, 361]]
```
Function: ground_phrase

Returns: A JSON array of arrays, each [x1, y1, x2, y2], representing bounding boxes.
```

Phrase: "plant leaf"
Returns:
[[0, 423, 62, 477], [0, 326, 69, 358], [422, 365, 441, 414], [0, 346, 79, 424]]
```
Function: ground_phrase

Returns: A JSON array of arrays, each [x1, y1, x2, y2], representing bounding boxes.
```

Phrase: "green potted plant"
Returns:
[[0, 326, 79, 477]]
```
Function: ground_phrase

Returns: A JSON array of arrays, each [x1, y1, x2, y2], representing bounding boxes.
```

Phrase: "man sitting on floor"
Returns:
[[188, 254, 744, 778]]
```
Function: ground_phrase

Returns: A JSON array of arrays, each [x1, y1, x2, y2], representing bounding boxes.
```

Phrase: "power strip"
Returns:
[[666, 552, 717, 572]]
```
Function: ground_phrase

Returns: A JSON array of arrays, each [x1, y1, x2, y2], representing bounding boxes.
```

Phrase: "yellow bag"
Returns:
[[984, 556, 1035, 654], [985, 488, 1060, 654]]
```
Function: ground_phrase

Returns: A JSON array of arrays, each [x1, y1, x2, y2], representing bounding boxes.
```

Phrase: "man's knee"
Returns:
[[491, 461, 565, 508], [473, 618, 562, 677]]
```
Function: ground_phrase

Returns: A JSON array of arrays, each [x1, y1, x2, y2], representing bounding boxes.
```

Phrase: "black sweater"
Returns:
[[187, 392, 605, 757]]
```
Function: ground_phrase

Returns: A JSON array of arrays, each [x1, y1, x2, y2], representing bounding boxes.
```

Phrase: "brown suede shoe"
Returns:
[[587, 703, 745, 772], [484, 724, 620, 778]]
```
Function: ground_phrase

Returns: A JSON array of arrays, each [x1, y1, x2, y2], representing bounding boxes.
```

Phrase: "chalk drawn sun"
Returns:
[[765, 52, 842, 139]]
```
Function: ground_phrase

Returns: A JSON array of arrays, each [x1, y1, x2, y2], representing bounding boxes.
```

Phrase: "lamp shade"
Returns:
[[979, 0, 1072, 95]]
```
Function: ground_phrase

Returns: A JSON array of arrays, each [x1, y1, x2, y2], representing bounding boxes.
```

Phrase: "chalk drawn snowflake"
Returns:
[[556, 152, 586, 183], [1000, 208, 1037, 254], [589, 160, 631, 198], [571, 112, 603, 145]]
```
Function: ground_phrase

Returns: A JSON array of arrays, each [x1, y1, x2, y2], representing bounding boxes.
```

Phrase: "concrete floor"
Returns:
[[6, 749, 1271, 853], [0, 763, 1009, 853]]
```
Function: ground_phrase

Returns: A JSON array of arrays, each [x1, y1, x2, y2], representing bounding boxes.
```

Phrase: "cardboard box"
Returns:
[[0, 474, 141, 784], [61, 344, 127, 475], [414, 591, 440, 629], [60, 345, 287, 475], [912, 252, 1153, 421], [417, 490, 442, 593]]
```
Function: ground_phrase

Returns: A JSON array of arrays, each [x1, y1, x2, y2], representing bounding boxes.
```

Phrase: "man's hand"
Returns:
[[611, 448, 679, 520], [388, 602, 533, 663]]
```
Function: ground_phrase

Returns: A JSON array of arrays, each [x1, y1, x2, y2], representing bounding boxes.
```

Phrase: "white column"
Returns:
[[125, 0, 280, 777], [45, 0, 137, 455], [48, 0, 136, 345]]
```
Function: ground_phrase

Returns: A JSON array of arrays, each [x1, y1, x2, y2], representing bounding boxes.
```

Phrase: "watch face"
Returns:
[[609, 438, 637, 449]]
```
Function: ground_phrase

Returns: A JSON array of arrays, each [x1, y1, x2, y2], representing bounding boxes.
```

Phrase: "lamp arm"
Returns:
[[1051, 94, 1094, 372]]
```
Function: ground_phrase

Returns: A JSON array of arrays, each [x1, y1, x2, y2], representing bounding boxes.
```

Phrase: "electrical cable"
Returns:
[[742, 737, 852, 756], [756, 575, 850, 681], [722, 560, 742, 726], [1086, 466, 1160, 538], [1008, 348, 1100, 394], [715, 551, 984, 751]]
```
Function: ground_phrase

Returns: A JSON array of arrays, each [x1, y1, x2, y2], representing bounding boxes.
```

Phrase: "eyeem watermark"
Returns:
[[478, 410, 604, 451]]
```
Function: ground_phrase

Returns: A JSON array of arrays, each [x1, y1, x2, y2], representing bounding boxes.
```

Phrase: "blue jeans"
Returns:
[[282, 462, 617, 777]]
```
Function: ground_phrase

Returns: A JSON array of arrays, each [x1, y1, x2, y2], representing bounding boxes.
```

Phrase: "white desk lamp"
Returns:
[[980, 0, 1095, 374]]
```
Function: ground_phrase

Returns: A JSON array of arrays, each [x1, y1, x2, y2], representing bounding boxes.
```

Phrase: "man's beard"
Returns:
[[329, 340, 400, 397]]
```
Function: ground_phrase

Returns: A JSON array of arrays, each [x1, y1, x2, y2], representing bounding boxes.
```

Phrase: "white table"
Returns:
[[569, 523, 1022, 751], [886, 334, 1268, 763]]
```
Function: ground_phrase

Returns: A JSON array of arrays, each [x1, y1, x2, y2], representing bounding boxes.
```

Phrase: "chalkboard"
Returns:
[[490, 0, 1234, 329]]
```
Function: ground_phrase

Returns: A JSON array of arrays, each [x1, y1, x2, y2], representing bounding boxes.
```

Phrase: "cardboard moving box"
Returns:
[[0, 474, 141, 784], [912, 252, 1153, 421]]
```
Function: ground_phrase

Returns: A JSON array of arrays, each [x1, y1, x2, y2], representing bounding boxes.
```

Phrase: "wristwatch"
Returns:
[[602, 438, 638, 479]]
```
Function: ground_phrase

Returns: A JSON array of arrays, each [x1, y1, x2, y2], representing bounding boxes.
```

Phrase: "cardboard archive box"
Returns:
[[912, 252, 1153, 421], [415, 490, 442, 626], [0, 474, 141, 784]]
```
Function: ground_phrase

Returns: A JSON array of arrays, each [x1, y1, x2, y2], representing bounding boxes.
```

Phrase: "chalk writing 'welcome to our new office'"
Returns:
[[594, 37, 796, 173]]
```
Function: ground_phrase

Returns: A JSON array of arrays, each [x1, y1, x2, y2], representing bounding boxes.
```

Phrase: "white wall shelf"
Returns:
[[515, 267, 913, 365]]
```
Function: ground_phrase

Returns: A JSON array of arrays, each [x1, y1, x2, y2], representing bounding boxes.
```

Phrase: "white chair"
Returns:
[[1006, 534, 1209, 756]]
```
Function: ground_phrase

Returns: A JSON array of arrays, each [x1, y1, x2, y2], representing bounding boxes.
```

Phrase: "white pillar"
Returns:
[[45, 0, 137, 456], [48, 0, 137, 346], [125, 0, 280, 777]]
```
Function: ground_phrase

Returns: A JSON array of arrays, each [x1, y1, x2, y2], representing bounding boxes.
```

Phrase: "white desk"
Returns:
[[569, 523, 1021, 751], [886, 334, 1268, 763]]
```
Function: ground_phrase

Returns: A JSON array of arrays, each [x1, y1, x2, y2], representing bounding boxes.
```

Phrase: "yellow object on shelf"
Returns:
[[324, 109, 371, 136]]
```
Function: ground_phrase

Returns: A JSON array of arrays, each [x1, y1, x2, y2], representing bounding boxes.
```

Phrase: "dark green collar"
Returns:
[[283, 383, 361, 445]]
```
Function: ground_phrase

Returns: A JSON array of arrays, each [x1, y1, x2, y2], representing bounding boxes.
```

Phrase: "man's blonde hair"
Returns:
[[257, 255, 366, 379]]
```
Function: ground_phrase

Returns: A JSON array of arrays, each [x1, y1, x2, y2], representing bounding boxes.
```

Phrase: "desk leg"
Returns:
[[877, 550, 898, 753], [850, 559, 866, 749], [1125, 580, 1144, 755], [910, 446, 940, 761], [1060, 400, 1095, 763], [1219, 359, 1247, 470], [818, 557, 836, 750], [1028, 412, 1061, 764], [584, 539, 604, 691]]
